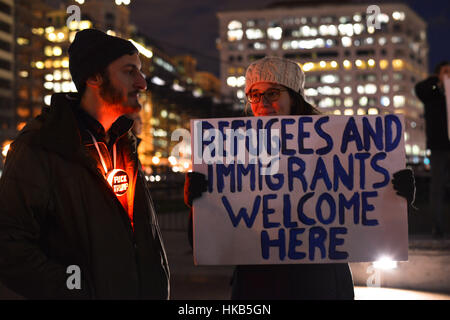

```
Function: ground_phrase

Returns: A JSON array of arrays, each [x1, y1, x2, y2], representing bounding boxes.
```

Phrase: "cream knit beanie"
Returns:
[[245, 56, 305, 98]]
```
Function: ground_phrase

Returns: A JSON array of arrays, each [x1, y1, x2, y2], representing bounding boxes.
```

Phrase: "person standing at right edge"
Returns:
[[415, 61, 450, 238]]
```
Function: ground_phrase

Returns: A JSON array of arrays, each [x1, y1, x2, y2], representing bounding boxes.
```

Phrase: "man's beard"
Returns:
[[99, 72, 142, 113]]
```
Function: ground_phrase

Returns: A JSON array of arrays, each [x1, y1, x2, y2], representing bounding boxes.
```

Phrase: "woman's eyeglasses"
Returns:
[[246, 88, 287, 104]]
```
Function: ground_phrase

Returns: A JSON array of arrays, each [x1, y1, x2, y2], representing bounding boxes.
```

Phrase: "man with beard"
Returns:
[[0, 29, 169, 299]]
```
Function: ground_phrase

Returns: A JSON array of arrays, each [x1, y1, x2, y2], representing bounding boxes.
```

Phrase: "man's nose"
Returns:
[[134, 72, 147, 91]]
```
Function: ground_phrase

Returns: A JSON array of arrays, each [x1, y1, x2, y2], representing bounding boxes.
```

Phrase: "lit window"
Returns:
[[62, 70, 71, 80], [359, 96, 368, 106], [393, 95, 405, 107], [341, 36, 352, 47], [379, 59, 389, 69], [320, 74, 339, 84], [267, 27, 282, 40], [317, 86, 340, 95], [343, 60, 352, 69], [319, 97, 334, 108], [305, 88, 318, 96], [357, 108, 366, 115], [53, 70, 62, 81], [353, 14, 362, 22], [405, 144, 411, 154], [253, 42, 267, 50], [246, 28, 264, 40], [79, 21, 92, 30], [44, 82, 53, 90], [333, 110, 342, 115], [270, 41, 279, 50], [380, 96, 390, 107], [19, 71, 29, 78], [301, 62, 314, 72], [344, 109, 354, 115], [61, 58, 69, 68], [392, 36, 403, 44], [343, 86, 352, 94], [44, 46, 53, 57], [368, 108, 379, 115], [380, 85, 390, 93], [367, 59, 376, 68], [355, 59, 366, 69], [353, 23, 364, 35], [17, 37, 30, 45], [365, 84, 377, 94], [227, 76, 237, 87], [378, 13, 389, 24], [392, 11, 406, 21], [338, 24, 353, 36], [392, 59, 404, 70], [62, 82, 72, 92], [44, 95, 52, 106], [319, 25, 329, 36], [344, 97, 353, 107], [236, 76, 245, 87], [228, 20, 242, 30], [35, 61, 44, 69], [357, 85, 365, 94], [236, 90, 245, 99], [330, 61, 338, 68], [53, 83, 61, 93], [367, 26, 375, 34], [378, 37, 387, 46], [53, 46, 62, 56], [228, 30, 243, 41]]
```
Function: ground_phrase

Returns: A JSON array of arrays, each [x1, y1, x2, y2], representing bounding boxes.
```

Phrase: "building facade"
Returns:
[[5, 0, 228, 174], [0, 0, 14, 154], [217, 1, 429, 162]]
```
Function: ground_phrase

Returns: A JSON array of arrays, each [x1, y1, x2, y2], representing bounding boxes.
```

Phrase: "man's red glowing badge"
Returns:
[[107, 169, 129, 196]]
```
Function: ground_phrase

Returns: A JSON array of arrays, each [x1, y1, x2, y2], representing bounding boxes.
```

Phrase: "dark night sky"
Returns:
[[128, 0, 450, 77]]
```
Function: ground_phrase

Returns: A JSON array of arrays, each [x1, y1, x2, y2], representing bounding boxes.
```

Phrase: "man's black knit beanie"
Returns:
[[68, 29, 138, 92]]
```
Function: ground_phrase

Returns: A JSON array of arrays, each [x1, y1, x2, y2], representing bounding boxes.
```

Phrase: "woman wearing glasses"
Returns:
[[185, 56, 415, 299]]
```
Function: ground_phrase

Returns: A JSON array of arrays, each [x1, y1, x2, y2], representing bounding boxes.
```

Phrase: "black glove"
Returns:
[[392, 168, 417, 209], [184, 172, 207, 208]]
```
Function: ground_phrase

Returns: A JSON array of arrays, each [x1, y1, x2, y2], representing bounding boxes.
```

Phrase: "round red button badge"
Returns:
[[106, 169, 129, 196]]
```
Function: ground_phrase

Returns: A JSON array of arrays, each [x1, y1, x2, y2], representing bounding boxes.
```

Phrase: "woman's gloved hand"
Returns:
[[392, 168, 417, 209], [184, 172, 207, 208]]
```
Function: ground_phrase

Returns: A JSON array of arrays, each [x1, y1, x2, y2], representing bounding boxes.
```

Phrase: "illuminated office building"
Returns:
[[0, 0, 14, 153], [217, 1, 429, 161]]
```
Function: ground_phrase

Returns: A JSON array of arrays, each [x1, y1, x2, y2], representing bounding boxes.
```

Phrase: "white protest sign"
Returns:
[[191, 115, 408, 265], [444, 77, 450, 141]]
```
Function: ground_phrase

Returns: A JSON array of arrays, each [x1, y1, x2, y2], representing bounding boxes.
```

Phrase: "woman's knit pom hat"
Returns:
[[245, 56, 305, 98]]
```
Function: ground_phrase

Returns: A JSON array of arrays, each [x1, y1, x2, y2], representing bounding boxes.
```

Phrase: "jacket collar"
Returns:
[[37, 93, 134, 160]]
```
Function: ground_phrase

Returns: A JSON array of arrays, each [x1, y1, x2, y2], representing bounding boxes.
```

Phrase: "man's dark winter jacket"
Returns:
[[0, 93, 169, 299], [415, 76, 450, 150]]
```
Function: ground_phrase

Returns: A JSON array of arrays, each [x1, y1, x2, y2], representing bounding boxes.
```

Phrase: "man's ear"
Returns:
[[86, 74, 103, 88]]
